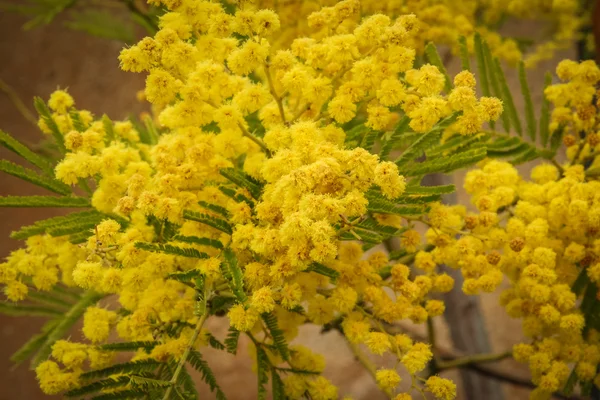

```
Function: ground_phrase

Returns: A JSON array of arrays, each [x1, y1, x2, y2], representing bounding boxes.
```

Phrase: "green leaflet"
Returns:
[[183, 210, 233, 234], [0, 160, 71, 195], [218, 185, 255, 207], [11, 210, 104, 240], [458, 36, 470, 71], [426, 133, 487, 158], [198, 200, 230, 218], [97, 341, 157, 352], [81, 359, 163, 380], [492, 57, 523, 136], [167, 269, 202, 284], [187, 350, 227, 400], [306, 263, 340, 283], [0, 195, 90, 208], [102, 114, 115, 144], [172, 234, 224, 249], [90, 389, 147, 400], [32, 290, 105, 367], [518, 61, 537, 142], [482, 42, 510, 132], [0, 129, 53, 173], [221, 248, 247, 302], [424, 42, 452, 92], [256, 346, 270, 400], [219, 168, 263, 199], [224, 328, 240, 354], [262, 312, 290, 361], [68, 109, 87, 132], [365, 190, 426, 216], [403, 184, 456, 195], [473, 32, 491, 98], [0, 302, 63, 317], [135, 242, 210, 259], [65, 376, 131, 397], [400, 147, 487, 176], [271, 367, 285, 400], [395, 129, 441, 166], [380, 115, 410, 160], [33, 96, 66, 153], [539, 72, 553, 147]]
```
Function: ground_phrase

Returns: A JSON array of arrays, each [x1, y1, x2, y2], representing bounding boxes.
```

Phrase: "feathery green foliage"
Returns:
[[135, 242, 210, 259], [197, 200, 230, 217], [172, 235, 224, 249], [0, 129, 53, 173], [380, 115, 410, 160], [256, 346, 270, 400], [10, 320, 59, 365], [518, 61, 537, 142], [182, 210, 233, 234], [219, 168, 263, 199], [224, 328, 240, 354], [539, 72, 553, 147], [262, 312, 290, 361], [0, 195, 90, 208], [32, 290, 105, 367], [34, 96, 66, 153], [81, 359, 163, 380], [187, 350, 227, 400], [306, 263, 340, 283], [0, 160, 70, 194], [221, 248, 247, 302]]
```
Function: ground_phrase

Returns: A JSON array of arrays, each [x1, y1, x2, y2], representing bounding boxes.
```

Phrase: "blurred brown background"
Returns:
[[0, 8, 577, 400]]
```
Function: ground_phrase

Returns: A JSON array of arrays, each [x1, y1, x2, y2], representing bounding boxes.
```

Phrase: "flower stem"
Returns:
[[437, 350, 512, 371], [264, 62, 288, 126]]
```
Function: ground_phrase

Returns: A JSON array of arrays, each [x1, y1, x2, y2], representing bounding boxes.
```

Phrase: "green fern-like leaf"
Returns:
[[46, 221, 97, 237], [221, 248, 247, 302], [102, 114, 115, 144], [97, 341, 158, 352], [262, 312, 290, 361], [81, 359, 163, 380], [33, 96, 66, 153], [365, 190, 427, 216], [11, 210, 103, 240], [0, 160, 71, 194], [395, 130, 441, 166], [129, 376, 172, 389], [0, 129, 53, 173], [27, 290, 73, 309], [219, 168, 262, 199], [0, 195, 90, 208], [167, 269, 202, 284], [306, 263, 339, 283], [197, 200, 230, 218], [65, 376, 131, 397], [224, 328, 240, 354], [271, 367, 285, 400], [68, 109, 87, 132], [491, 58, 523, 136], [424, 42, 452, 92], [135, 242, 210, 259], [539, 72, 553, 147], [400, 146, 487, 176], [90, 389, 148, 400], [256, 346, 270, 400], [473, 32, 491, 98], [182, 210, 233, 234], [0, 302, 62, 317], [380, 115, 410, 160], [207, 334, 225, 351], [518, 61, 537, 142], [187, 350, 227, 400], [31, 290, 105, 367], [218, 185, 255, 207], [403, 184, 456, 195], [458, 36, 470, 71], [172, 235, 224, 249], [481, 41, 508, 132]]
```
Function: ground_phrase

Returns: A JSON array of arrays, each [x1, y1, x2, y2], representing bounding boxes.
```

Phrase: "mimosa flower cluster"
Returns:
[[0, 1, 596, 400], [256, 0, 585, 66]]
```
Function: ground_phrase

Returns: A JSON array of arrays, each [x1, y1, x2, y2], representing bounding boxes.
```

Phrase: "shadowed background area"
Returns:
[[0, 7, 578, 400]]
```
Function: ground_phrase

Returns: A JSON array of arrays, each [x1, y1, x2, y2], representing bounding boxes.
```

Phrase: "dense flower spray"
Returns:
[[0, 0, 599, 400]]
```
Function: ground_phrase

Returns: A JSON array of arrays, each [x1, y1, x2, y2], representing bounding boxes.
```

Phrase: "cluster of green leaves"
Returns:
[[1, 0, 161, 43]]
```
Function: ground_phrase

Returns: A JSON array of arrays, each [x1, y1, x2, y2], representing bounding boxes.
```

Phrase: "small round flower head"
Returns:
[[376, 369, 401, 392], [426, 376, 457, 400], [48, 90, 74, 114]]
